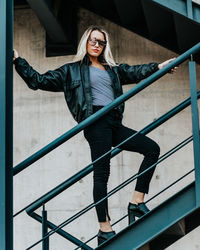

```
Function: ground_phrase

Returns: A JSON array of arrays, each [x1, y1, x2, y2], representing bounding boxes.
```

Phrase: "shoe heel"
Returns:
[[128, 213, 136, 224], [128, 211, 143, 224], [128, 202, 147, 225], [134, 210, 143, 218], [97, 230, 116, 246], [98, 237, 105, 246]]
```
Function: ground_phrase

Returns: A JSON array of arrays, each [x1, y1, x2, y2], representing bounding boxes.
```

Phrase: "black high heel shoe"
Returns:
[[97, 230, 116, 246], [128, 202, 150, 225]]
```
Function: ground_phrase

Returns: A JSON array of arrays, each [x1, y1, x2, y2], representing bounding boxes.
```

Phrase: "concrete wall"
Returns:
[[13, 6, 200, 250], [193, 0, 200, 4]]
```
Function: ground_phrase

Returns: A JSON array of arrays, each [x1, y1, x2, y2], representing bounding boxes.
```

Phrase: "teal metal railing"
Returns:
[[1, 0, 13, 249], [13, 42, 200, 176], [27, 134, 195, 250], [189, 57, 200, 206], [13, 42, 200, 250]]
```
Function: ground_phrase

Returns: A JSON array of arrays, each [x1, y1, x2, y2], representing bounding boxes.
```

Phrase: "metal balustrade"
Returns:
[[13, 42, 200, 249]]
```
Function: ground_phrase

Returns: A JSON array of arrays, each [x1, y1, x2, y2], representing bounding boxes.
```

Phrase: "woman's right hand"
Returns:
[[13, 49, 19, 62]]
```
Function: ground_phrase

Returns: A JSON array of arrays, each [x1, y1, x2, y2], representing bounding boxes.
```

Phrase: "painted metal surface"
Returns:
[[28, 212, 92, 250], [152, 0, 200, 22], [187, 0, 194, 18], [0, 0, 13, 249], [189, 60, 200, 206], [42, 206, 49, 250]]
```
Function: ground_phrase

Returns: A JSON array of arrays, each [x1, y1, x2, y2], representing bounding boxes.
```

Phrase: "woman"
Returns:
[[13, 26, 177, 246]]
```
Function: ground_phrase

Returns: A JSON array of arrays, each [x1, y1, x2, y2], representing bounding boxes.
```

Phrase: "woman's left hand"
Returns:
[[158, 58, 178, 74]]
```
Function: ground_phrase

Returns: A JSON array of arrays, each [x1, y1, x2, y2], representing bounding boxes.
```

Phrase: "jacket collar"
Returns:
[[82, 54, 108, 66], [82, 54, 92, 65]]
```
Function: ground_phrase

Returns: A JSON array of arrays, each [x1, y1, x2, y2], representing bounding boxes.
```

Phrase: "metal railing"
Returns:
[[13, 42, 200, 249], [27, 135, 195, 250], [13, 43, 200, 176]]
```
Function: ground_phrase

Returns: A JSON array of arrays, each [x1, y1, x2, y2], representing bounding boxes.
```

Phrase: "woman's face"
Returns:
[[87, 30, 106, 58]]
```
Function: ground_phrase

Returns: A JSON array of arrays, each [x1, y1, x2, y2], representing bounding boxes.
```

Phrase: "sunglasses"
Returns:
[[88, 38, 107, 48]]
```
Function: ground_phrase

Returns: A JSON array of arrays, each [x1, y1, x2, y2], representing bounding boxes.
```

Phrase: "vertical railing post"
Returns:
[[189, 56, 200, 206], [42, 205, 49, 250], [187, 0, 193, 18], [0, 0, 13, 250]]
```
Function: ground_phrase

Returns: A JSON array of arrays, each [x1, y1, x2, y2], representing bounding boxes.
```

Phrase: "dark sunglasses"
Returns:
[[88, 38, 107, 48]]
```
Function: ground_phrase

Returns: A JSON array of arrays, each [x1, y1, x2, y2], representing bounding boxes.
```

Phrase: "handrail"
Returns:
[[13, 42, 200, 175], [75, 168, 195, 249], [13, 91, 200, 217], [20, 43, 200, 249], [27, 212, 93, 250], [24, 91, 200, 215], [26, 135, 194, 249]]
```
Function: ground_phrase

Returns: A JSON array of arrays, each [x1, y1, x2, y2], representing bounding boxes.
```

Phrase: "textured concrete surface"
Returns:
[[166, 226, 200, 250], [193, 0, 200, 4], [13, 6, 200, 250]]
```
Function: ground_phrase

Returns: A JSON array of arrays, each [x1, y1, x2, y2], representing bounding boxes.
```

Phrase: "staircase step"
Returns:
[[80, 0, 200, 63], [152, 0, 200, 23], [138, 219, 185, 250], [163, 219, 185, 236], [113, 0, 149, 36], [141, 0, 178, 51], [140, 243, 150, 250], [148, 220, 186, 249], [96, 182, 200, 250]]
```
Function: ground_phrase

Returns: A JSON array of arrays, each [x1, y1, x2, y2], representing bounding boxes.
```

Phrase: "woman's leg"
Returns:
[[113, 125, 160, 202], [84, 118, 113, 232]]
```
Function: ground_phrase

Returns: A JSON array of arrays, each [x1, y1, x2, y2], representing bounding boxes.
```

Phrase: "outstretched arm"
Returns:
[[158, 57, 178, 73], [13, 49, 67, 92], [118, 62, 159, 85], [118, 57, 178, 85]]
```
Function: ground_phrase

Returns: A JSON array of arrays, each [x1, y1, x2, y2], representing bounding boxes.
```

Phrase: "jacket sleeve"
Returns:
[[117, 62, 159, 85], [13, 57, 67, 92]]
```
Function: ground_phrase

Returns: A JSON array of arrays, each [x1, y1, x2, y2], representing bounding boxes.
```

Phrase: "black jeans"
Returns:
[[83, 106, 160, 222]]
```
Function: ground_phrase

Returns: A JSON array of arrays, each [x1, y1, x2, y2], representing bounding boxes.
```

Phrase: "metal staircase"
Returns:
[[14, 0, 200, 61], [78, 0, 200, 63], [2, 0, 200, 249], [12, 43, 200, 249], [97, 182, 200, 249]]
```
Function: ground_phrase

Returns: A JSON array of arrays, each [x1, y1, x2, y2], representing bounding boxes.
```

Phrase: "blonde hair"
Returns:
[[73, 26, 117, 67]]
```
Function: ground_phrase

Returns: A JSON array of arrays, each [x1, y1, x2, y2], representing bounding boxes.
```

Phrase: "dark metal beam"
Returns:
[[0, 0, 13, 249], [141, 0, 178, 51], [26, 0, 67, 43], [174, 14, 200, 53], [152, 0, 200, 23]]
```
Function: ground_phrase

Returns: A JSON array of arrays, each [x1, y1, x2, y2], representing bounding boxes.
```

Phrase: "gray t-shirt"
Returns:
[[89, 66, 114, 106]]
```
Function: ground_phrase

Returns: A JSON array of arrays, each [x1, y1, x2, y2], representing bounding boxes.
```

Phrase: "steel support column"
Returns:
[[0, 0, 13, 249], [189, 60, 200, 206]]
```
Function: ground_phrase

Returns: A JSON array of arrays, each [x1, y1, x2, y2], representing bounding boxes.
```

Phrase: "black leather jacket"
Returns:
[[14, 55, 159, 123]]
